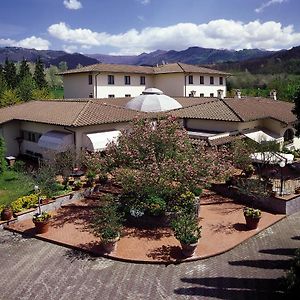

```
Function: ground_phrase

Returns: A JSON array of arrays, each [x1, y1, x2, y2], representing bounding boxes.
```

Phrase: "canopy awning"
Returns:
[[38, 131, 73, 152], [250, 152, 294, 164], [243, 129, 281, 143], [84, 130, 121, 151]]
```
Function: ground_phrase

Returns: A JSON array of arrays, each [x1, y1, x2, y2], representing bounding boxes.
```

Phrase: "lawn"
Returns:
[[0, 170, 35, 206], [50, 87, 64, 99]]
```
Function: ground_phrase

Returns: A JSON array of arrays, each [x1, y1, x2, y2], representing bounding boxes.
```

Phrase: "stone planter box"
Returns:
[[212, 183, 300, 215]]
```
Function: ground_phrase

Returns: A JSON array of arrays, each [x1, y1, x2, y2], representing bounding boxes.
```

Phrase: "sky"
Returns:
[[0, 0, 300, 55]]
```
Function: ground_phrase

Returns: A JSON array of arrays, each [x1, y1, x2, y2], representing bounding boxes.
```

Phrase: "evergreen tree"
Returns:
[[4, 58, 18, 89], [33, 57, 47, 89], [17, 75, 36, 102], [292, 86, 300, 136], [18, 58, 31, 82], [0, 65, 8, 97], [0, 137, 7, 174]]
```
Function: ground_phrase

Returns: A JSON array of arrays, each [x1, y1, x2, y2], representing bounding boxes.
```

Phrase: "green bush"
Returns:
[[145, 195, 166, 216], [171, 213, 202, 245]]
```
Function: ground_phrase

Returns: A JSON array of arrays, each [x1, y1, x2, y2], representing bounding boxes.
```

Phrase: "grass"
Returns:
[[0, 170, 35, 206], [50, 87, 64, 99]]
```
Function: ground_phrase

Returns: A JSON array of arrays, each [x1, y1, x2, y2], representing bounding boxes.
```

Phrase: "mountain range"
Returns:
[[0, 46, 299, 74]]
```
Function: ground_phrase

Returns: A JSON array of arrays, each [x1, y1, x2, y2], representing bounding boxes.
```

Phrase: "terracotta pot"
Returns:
[[180, 242, 198, 257], [1, 207, 13, 221], [33, 220, 50, 234], [244, 216, 260, 230], [102, 235, 120, 253]]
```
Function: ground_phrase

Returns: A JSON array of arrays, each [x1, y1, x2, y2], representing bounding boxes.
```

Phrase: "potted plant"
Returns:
[[243, 207, 261, 230], [86, 170, 96, 187], [32, 211, 51, 234], [91, 195, 124, 253], [1, 205, 13, 221], [171, 213, 202, 257], [243, 164, 255, 178], [100, 227, 120, 253]]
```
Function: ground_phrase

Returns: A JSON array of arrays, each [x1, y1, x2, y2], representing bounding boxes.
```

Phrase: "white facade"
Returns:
[[62, 68, 227, 99]]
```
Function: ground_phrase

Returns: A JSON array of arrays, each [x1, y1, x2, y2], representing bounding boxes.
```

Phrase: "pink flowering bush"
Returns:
[[99, 116, 234, 214]]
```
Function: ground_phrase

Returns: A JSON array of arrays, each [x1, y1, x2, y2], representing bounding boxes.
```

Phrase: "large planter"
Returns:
[[1, 207, 13, 221], [127, 213, 172, 228], [102, 235, 120, 253], [244, 216, 260, 230], [33, 220, 50, 234], [180, 242, 198, 257]]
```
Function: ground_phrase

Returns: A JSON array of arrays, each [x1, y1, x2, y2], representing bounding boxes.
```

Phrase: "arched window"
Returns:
[[283, 128, 294, 143]]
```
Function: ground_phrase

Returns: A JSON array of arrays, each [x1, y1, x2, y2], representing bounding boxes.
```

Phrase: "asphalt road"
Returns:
[[0, 212, 299, 300]]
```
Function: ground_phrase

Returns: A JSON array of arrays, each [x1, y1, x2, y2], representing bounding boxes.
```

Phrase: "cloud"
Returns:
[[63, 44, 78, 53], [137, 0, 151, 5], [48, 19, 300, 55], [255, 0, 287, 13], [63, 0, 82, 10], [0, 36, 50, 50]]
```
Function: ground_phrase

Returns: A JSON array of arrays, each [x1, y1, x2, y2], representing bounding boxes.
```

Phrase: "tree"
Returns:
[[292, 86, 300, 136], [33, 57, 47, 89], [0, 66, 8, 97], [18, 58, 31, 82], [4, 58, 18, 89], [0, 89, 21, 107], [58, 61, 68, 72], [0, 137, 7, 174], [45, 65, 62, 88], [17, 75, 36, 101]]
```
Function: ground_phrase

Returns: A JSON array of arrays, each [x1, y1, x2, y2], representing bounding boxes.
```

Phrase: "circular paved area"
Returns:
[[1, 212, 299, 300]]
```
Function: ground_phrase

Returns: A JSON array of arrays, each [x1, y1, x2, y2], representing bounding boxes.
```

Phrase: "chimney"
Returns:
[[217, 89, 224, 99], [270, 89, 277, 101], [235, 89, 242, 99]]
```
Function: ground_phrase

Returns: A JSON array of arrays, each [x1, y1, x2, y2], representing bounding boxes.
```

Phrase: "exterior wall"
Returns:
[[96, 73, 153, 98], [63, 73, 93, 98], [185, 119, 261, 133], [0, 121, 21, 156], [185, 75, 227, 97], [153, 73, 185, 96]]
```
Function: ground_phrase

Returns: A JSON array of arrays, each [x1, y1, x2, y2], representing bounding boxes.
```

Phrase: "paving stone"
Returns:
[[0, 212, 299, 299]]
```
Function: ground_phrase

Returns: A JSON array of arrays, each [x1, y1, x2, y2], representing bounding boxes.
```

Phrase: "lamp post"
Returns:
[[34, 185, 42, 215], [279, 160, 286, 196]]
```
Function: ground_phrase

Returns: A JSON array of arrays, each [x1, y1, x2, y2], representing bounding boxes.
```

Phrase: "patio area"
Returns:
[[6, 190, 285, 263]]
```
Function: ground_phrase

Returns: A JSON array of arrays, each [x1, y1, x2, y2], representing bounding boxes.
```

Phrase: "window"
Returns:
[[140, 76, 146, 85], [108, 75, 114, 85], [88, 74, 93, 85], [124, 76, 131, 85], [89, 93, 93, 98], [210, 76, 214, 85], [188, 75, 193, 84], [21, 130, 42, 143], [200, 76, 204, 84], [219, 77, 223, 85], [108, 94, 115, 98], [125, 94, 131, 97], [200, 93, 204, 97], [210, 93, 214, 97]]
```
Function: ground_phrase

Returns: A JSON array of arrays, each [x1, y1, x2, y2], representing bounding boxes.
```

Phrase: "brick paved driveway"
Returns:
[[1, 212, 299, 300]]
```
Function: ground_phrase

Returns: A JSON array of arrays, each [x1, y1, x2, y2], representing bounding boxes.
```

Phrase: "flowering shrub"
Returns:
[[171, 191, 197, 214], [88, 116, 235, 218], [11, 194, 39, 213]]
